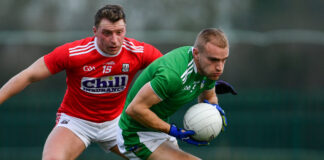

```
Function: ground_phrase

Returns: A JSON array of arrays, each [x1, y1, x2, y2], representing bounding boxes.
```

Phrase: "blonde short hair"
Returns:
[[194, 28, 229, 53]]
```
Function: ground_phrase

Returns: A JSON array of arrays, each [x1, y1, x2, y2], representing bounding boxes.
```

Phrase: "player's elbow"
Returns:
[[125, 104, 138, 118], [19, 69, 39, 84], [126, 103, 148, 120]]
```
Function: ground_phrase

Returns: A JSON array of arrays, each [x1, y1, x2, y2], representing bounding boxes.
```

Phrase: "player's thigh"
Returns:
[[148, 141, 201, 160], [42, 126, 86, 160], [96, 115, 120, 153]]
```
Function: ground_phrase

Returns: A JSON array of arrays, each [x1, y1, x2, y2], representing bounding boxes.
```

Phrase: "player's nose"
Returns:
[[110, 34, 118, 44], [215, 62, 223, 72]]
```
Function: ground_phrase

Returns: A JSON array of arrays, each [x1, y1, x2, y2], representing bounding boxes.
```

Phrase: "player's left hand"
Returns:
[[215, 80, 237, 95], [169, 124, 209, 146], [183, 137, 209, 146], [203, 100, 227, 131]]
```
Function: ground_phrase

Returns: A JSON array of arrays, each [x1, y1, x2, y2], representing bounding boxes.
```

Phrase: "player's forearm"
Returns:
[[126, 106, 170, 133], [0, 72, 33, 104], [198, 87, 218, 104], [0, 57, 52, 105], [198, 96, 218, 104]]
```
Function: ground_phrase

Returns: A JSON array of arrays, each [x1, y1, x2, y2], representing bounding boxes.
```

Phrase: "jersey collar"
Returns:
[[94, 37, 122, 57]]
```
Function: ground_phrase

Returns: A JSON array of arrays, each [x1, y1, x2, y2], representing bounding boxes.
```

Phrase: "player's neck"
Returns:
[[94, 37, 122, 57]]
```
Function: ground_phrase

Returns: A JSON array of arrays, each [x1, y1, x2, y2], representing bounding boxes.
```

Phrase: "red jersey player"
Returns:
[[0, 5, 162, 160]]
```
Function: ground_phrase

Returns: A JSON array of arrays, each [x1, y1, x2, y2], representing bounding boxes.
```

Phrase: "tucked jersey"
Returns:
[[44, 36, 162, 122], [119, 46, 216, 137]]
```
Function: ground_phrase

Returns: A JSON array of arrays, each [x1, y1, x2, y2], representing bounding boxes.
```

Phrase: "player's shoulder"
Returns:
[[164, 46, 192, 59], [123, 37, 157, 50], [124, 37, 144, 46], [49, 37, 94, 55], [158, 46, 193, 74], [65, 37, 95, 48], [170, 46, 192, 53], [123, 37, 149, 54], [55, 36, 95, 51], [59, 37, 96, 57]]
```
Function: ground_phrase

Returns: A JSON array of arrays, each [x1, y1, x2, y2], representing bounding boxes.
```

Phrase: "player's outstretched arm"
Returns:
[[0, 57, 52, 105]]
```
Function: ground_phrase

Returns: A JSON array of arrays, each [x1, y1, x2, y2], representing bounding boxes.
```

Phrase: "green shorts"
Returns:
[[116, 126, 178, 160]]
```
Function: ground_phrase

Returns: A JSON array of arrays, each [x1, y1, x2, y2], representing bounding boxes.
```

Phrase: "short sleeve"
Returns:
[[150, 67, 181, 100], [43, 44, 69, 74], [141, 43, 163, 69]]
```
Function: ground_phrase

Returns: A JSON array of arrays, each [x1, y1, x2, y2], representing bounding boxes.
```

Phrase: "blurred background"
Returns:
[[0, 0, 323, 159]]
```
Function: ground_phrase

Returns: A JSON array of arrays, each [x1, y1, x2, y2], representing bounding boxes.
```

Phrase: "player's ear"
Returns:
[[92, 26, 97, 35], [193, 47, 199, 60]]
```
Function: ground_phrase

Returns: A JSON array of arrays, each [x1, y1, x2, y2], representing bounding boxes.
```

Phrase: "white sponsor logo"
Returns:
[[190, 81, 201, 92], [122, 64, 129, 72], [81, 75, 128, 94], [106, 61, 115, 65], [183, 85, 191, 90], [83, 66, 95, 71]]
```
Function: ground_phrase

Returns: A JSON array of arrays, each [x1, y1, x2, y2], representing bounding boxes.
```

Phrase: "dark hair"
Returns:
[[194, 28, 229, 53], [94, 5, 126, 28]]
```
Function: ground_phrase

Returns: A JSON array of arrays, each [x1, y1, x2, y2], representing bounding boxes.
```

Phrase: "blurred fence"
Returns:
[[1, 0, 324, 159], [1, 88, 323, 160]]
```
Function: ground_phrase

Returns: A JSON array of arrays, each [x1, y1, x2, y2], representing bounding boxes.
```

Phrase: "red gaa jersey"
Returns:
[[44, 37, 162, 122]]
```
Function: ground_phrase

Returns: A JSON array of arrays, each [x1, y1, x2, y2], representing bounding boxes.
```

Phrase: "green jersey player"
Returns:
[[117, 28, 231, 160]]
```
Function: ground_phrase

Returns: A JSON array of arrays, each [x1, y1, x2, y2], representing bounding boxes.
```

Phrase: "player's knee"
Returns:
[[42, 153, 61, 160], [42, 151, 68, 160]]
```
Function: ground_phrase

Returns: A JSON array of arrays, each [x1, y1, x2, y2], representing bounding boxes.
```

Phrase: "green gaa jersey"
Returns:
[[119, 46, 216, 137]]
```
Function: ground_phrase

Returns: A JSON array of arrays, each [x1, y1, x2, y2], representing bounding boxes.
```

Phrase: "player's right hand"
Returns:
[[169, 124, 209, 146], [215, 80, 237, 95], [203, 100, 228, 131]]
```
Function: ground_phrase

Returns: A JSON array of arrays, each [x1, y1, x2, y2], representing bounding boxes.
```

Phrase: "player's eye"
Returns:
[[208, 57, 220, 62], [103, 31, 112, 36]]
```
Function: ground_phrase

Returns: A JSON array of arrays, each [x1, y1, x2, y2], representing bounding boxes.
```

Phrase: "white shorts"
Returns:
[[116, 125, 178, 159], [56, 113, 120, 152]]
